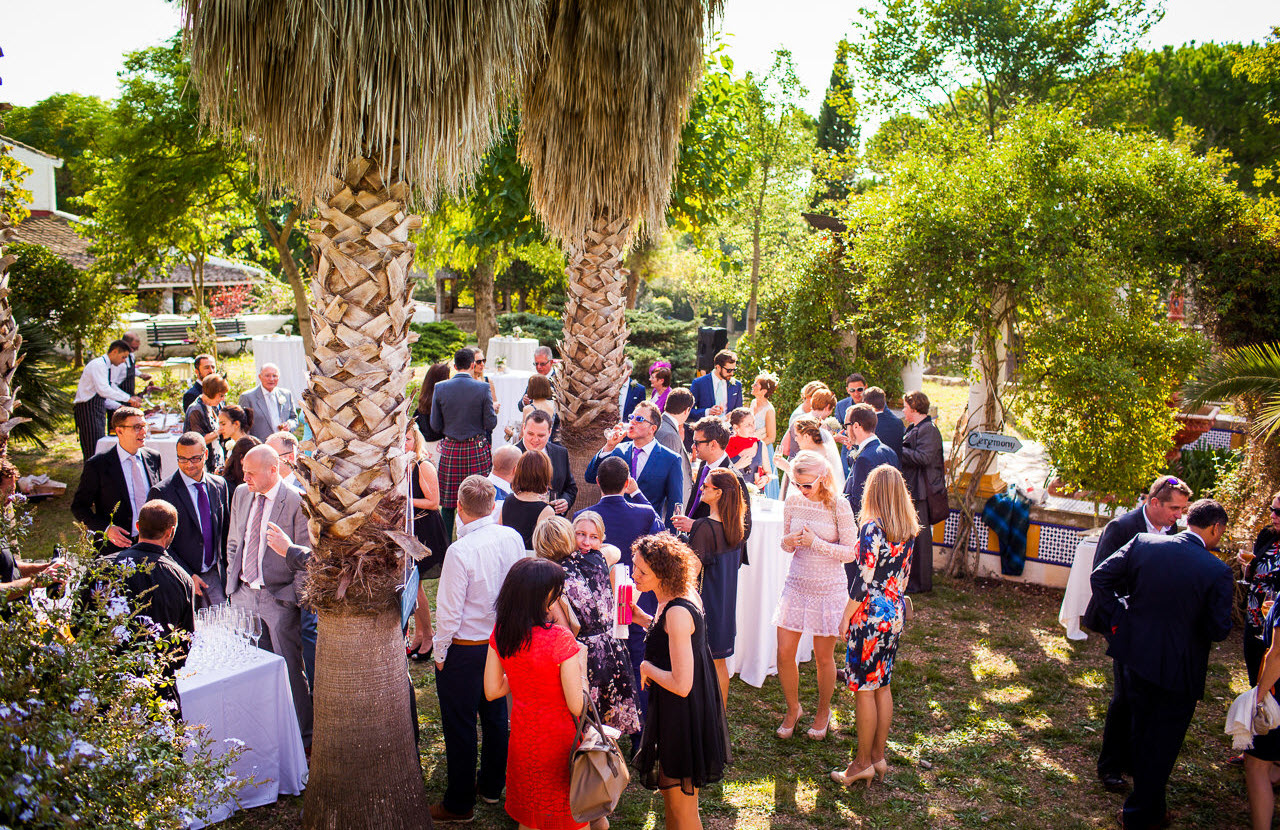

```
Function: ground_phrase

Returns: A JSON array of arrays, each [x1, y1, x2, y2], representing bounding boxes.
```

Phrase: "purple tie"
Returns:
[[196, 481, 215, 571], [689, 463, 711, 514], [630, 446, 642, 477]]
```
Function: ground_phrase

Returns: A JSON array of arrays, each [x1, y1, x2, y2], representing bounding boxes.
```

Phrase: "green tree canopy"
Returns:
[[3, 93, 117, 207], [5, 242, 127, 365], [811, 38, 861, 210]]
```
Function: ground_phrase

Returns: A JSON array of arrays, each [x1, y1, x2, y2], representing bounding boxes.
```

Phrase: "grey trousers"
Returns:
[[195, 567, 226, 609], [231, 587, 313, 746]]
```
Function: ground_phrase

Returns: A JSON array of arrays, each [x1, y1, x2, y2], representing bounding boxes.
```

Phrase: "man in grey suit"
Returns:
[[239, 363, 299, 442], [655, 387, 694, 497], [226, 444, 313, 745]]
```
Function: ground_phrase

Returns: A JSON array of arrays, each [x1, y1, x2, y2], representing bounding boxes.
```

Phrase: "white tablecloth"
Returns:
[[178, 645, 307, 827], [97, 434, 181, 479], [487, 336, 541, 373], [726, 497, 814, 687], [251, 336, 308, 403], [1059, 535, 1100, 641], [489, 369, 534, 447]]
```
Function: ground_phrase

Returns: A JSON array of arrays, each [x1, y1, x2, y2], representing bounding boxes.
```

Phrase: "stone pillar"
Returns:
[[161, 286, 175, 314]]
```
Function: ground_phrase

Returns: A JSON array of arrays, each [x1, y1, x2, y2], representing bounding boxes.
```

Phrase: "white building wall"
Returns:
[[0, 139, 62, 213]]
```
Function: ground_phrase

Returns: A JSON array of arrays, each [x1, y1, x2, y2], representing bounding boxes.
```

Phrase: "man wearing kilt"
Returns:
[[73, 340, 143, 459], [429, 348, 497, 533]]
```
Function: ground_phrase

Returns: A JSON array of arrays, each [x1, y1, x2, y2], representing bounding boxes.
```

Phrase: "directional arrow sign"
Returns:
[[966, 431, 1023, 454]]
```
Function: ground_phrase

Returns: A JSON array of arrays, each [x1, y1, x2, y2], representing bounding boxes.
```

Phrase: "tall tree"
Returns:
[[182, 3, 545, 825], [517, 1, 722, 497], [738, 50, 815, 334], [810, 38, 860, 210], [849, 0, 1160, 136], [2, 93, 117, 208]]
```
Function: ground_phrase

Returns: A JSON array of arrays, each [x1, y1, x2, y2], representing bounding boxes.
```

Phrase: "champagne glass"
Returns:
[[249, 612, 263, 650]]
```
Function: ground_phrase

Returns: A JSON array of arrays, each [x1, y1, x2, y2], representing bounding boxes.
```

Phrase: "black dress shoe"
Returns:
[[1100, 772, 1128, 793]]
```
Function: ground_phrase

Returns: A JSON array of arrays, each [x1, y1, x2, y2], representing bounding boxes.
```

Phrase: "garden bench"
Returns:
[[212, 318, 253, 353], [146, 321, 196, 359]]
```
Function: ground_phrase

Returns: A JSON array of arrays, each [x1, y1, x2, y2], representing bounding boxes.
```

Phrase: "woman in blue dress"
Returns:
[[686, 468, 746, 710], [749, 373, 780, 499]]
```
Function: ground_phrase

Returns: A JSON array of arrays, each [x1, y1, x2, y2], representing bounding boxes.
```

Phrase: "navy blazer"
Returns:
[[874, 409, 905, 461], [514, 439, 578, 513], [578, 493, 663, 570], [71, 446, 164, 555], [844, 436, 900, 513], [585, 441, 684, 524], [1091, 530, 1233, 699], [148, 471, 231, 579], [621, 381, 646, 421], [690, 373, 743, 420], [429, 374, 497, 441], [1082, 504, 1175, 634]]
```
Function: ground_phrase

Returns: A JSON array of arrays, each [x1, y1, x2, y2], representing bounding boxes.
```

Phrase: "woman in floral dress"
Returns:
[[1242, 489, 1280, 684], [558, 511, 642, 736], [832, 464, 919, 787]]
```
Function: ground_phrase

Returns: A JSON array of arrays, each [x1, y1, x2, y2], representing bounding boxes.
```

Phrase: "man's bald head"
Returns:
[[492, 445, 520, 481], [243, 444, 282, 494]]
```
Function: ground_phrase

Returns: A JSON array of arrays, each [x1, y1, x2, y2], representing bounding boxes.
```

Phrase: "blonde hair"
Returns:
[[405, 424, 428, 461], [457, 475, 496, 518], [573, 510, 607, 543], [790, 450, 838, 508], [800, 380, 829, 403], [858, 465, 921, 544], [533, 516, 576, 563]]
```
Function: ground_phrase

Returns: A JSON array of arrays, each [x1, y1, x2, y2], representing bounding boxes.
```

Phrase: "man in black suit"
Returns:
[[864, 387, 904, 460], [1084, 475, 1192, 794], [673, 416, 752, 544], [147, 432, 231, 608], [1091, 498, 1232, 830], [71, 407, 163, 556], [513, 409, 577, 515], [901, 391, 946, 593], [181, 354, 217, 413], [98, 499, 196, 707]]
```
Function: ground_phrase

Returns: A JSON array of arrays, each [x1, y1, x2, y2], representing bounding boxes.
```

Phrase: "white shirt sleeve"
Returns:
[[90, 359, 132, 404], [432, 551, 469, 664]]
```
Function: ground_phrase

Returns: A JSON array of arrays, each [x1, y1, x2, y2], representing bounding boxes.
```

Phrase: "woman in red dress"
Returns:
[[485, 557, 589, 830]]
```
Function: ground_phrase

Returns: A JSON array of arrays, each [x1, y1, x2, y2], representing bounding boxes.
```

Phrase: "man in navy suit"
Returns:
[[578, 456, 664, 723], [1083, 475, 1192, 794], [619, 359, 647, 421], [842, 403, 899, 589], [71, 407, 164, 556], [833, 373, 866, 427], [147, 432, 231, 608], [585, 401, 683, 523], [513, 410, 577, 515], [689, 349, 743, 420], [865, 386, 905, 460], [1091, 499, 1232, 830], [430, 348, 498, 530]]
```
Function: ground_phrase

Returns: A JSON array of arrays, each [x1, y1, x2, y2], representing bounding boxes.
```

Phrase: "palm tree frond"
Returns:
[[1183, 342, 1280, 409], [518, 0, 718, 244], [182, 0, 546, 205]]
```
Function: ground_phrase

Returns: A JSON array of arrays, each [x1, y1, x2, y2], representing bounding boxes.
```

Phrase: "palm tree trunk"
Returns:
[[559, 213, 632, 505], [299, 156, 429, 829]]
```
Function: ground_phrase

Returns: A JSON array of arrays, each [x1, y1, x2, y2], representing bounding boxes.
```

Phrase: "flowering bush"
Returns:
[[0, 533, 243, 828], [207, 285, 252, 319]]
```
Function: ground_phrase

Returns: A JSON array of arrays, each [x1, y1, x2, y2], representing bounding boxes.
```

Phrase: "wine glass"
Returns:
[[248, 613, 263, 650]]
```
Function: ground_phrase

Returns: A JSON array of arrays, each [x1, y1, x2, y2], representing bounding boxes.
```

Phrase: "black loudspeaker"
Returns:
[[696, 327, 728, 373]]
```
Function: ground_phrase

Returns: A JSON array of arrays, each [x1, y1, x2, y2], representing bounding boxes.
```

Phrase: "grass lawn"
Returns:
[[225, 575, 1253, 829]]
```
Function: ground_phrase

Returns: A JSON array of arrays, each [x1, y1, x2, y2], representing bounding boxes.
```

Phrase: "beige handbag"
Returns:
[[569, 691, 629, 823]]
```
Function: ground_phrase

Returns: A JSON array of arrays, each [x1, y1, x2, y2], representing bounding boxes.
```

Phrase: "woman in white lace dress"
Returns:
[[773, 450, 858, 741]]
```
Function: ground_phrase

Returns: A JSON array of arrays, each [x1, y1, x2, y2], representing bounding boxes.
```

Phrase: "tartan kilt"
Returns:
[[438, 435, 493, 509]]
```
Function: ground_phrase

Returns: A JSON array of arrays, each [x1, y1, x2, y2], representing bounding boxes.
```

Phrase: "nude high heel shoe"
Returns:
[[830, 764, 875, 788], [806, 713, 831, 741], [776, 705, 804, 739], [872, 760, 888, 781]]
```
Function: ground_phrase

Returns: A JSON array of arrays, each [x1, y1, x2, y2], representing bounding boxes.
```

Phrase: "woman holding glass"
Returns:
[[773, 450, 858, 742], [687, 468, 746, 708], [831, 465, 918, 787]]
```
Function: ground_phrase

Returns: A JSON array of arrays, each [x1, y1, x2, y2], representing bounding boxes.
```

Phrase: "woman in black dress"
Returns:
[[1244, 536, 1280, 830], [500, 450, 556, 550], [405, 425, 448, 661], [687, 468, 745, 709], [630, 533, 730, 830], [414, 362, 451, 452], [1242, 489, 1280, 684]]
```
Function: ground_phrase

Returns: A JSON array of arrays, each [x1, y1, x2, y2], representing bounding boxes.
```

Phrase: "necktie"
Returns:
[[196, 481, 215, 571], [243, 493, 265, 586], [129, 455, 147, 533], [265, 390, 280, 430], [630, 445, 642, 477], [689, 463, 711, 515]]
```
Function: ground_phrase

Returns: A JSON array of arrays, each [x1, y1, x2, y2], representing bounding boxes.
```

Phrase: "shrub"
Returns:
[[0, 529, 242, 828], [410, 321, 469, 365], [1163, 446, 1244, 500], [497, 312, 562, 353], [622, 310, 700, 388]]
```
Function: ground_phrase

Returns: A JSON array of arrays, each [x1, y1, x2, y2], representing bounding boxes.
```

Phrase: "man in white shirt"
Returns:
[[239, 363, 299, 441], [431, 475, 527, 824], [73, 340, 143, 459]]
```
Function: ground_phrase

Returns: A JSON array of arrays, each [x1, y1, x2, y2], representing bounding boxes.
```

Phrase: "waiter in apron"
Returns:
[[73, 340, 143, 459]]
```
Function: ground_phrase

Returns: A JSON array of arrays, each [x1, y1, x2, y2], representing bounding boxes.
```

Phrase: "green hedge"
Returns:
[[411, 321, 470, 366]]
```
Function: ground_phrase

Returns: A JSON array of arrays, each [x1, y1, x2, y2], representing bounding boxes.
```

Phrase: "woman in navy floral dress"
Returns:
[[832, 465, 919, 787]]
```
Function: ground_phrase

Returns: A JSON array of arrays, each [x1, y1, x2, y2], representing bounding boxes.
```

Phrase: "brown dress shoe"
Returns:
[[429, 803, 473, 823]]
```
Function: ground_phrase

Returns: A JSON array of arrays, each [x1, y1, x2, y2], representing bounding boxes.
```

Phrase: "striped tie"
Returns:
[[242, 494, 265, 585]]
